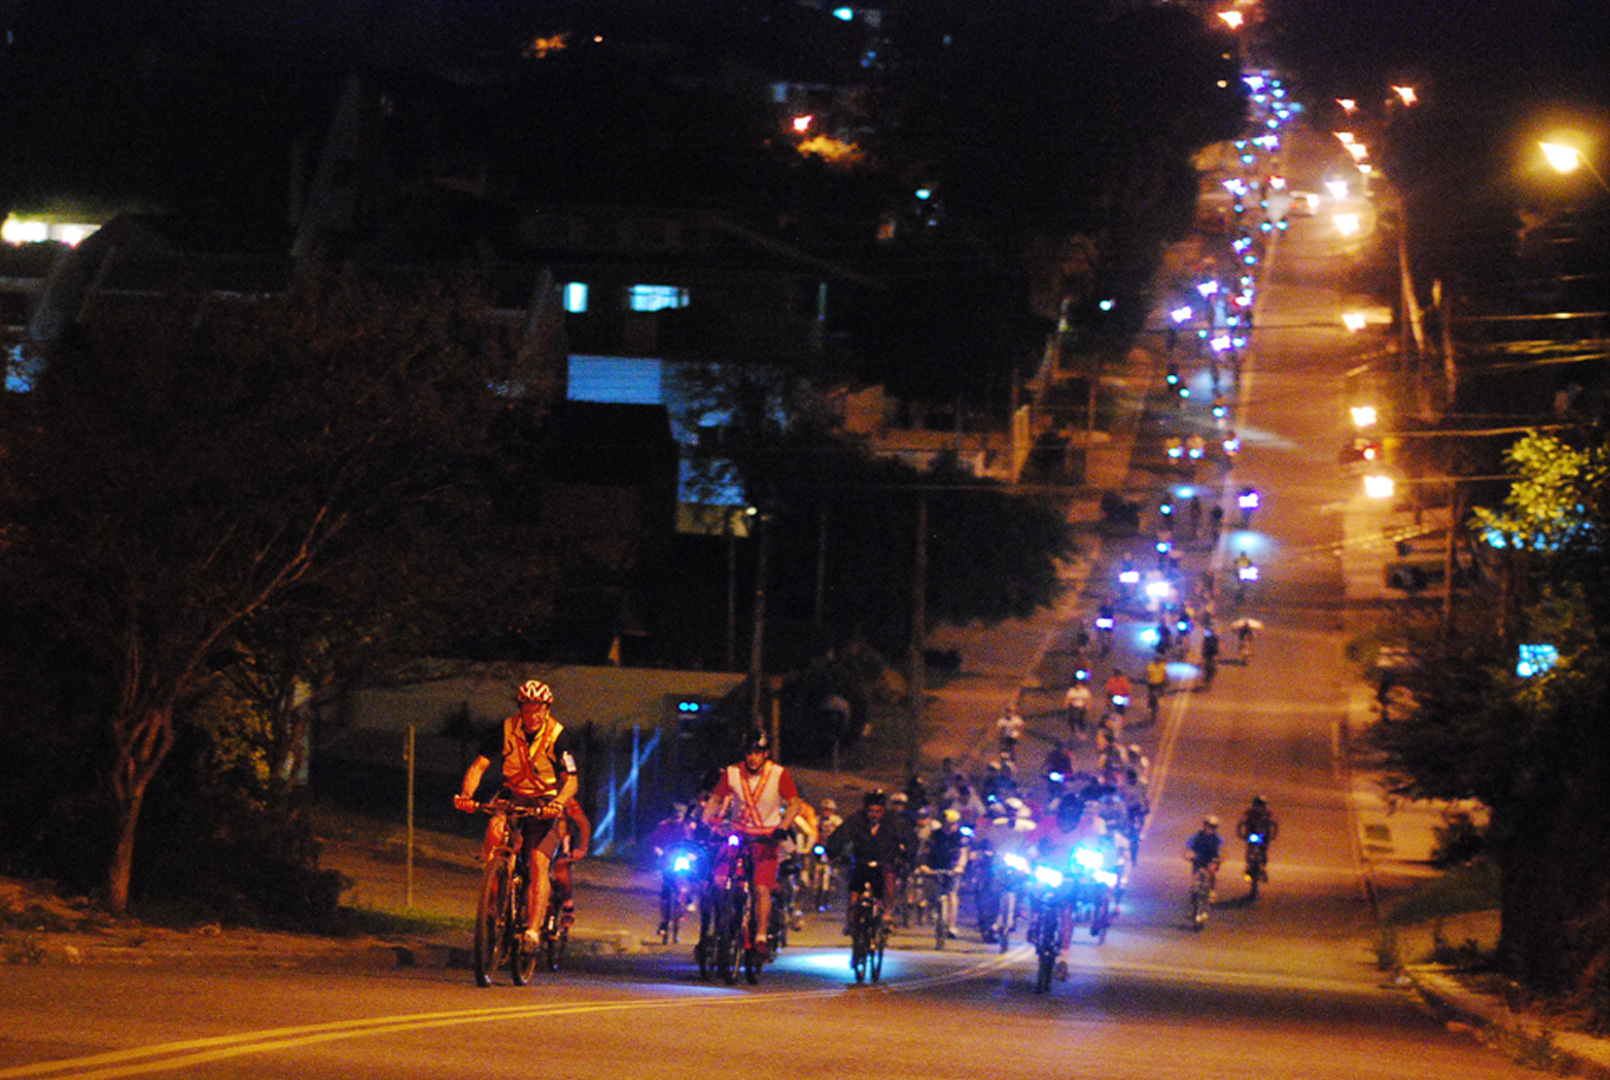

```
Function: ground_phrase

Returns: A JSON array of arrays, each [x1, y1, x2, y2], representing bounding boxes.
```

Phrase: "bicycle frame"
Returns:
[[470, 799, 552, 987]]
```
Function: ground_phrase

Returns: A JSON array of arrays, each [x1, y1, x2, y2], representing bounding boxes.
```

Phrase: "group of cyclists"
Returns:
[[455, 676, 1280, 983]]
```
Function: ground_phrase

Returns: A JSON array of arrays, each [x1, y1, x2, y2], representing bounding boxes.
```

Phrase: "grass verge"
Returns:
[[1384, 859, 1500, 927]]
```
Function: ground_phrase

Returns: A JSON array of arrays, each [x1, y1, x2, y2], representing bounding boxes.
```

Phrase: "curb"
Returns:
[[1404, 966, 1610, 1079]]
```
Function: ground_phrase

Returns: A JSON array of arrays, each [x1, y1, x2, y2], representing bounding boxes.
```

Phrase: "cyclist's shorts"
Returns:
[[717, 836, 781, 891], [498, 791, 565, 860]]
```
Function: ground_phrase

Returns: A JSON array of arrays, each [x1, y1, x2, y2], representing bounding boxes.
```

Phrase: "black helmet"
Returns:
[[1251, 794, 1266, 807], [863, 789, 887, 808], [743, 729, 770, 754]]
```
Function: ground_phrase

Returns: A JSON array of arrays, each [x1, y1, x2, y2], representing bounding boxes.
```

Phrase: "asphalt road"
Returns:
[[0, 127, 1541, 1080]]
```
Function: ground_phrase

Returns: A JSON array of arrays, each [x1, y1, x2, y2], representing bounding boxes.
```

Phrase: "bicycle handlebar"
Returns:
[[466, 797, 560, 819]]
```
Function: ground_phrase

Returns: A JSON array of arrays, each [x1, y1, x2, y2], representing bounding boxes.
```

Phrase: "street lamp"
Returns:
[[1539, 141, 1610, 193]]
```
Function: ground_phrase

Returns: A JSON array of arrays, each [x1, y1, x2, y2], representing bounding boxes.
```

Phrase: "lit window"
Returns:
[[629, 285, 689, 312], [564, 282, 588, 313]]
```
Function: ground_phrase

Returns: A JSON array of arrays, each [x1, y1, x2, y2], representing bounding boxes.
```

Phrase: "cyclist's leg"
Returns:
[[750, 842, 780, 951], [482, 813, 507, 864], [526, 815, 563, 936], [551, 856, 575, 923]]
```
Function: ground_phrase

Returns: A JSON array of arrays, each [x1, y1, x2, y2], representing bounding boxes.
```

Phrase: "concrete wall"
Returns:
[[347, 662, 746, 738]]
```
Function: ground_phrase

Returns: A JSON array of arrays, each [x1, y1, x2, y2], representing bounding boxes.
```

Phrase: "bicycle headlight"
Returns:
[[1033, 865, 1065, 889]]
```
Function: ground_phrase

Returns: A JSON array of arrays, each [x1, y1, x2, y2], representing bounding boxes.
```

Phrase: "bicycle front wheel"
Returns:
[[1035, 947, 1055, 994], [716, 893, 741, 985], [849, 904, 870, 984], [870, 923, 886, 984], [473, 861, 509, 988]]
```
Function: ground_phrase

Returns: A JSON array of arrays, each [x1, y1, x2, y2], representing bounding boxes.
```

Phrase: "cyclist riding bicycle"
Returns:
[[454, 679, 581, 947], [549, 797, 590, 928], [703, 729, 803, 961], [1144, 653, 1169, 718], [647, 802, 704, 939], [1185, 815, 1223, 892], [825, 789, 914, 932], [924, 809, 970, 940]]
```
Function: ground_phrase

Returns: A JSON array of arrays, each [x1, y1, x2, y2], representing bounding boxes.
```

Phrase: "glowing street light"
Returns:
[[792, 115, 813, 133], [1391, 85, 1418, 106], [1334, 213, 1361, 237], [1325, 179, 1350, 199], [1540, 141, 1581, 173], [1341, 311, 1367, 332], [1363, 474, 1396, 499], [1350, 405, 1378, 428], [1218, 10, 1244, 29], [1540, 141, 1610, 193], [1335, 131, 1355, 144], [1344, 142, 1369, 161], [1336, 98, 1358, 114]]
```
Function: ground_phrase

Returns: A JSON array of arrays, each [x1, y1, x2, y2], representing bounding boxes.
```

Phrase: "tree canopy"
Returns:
[[0, 267, 543, 913], [1370, 428, 1610, 1018]]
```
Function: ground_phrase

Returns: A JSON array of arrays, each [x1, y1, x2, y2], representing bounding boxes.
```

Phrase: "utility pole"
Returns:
[[748, 511, 771, 729], [905, 494, 928, 779]]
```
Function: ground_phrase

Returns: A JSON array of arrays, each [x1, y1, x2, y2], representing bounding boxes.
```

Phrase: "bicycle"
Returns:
[[1244, 836, 1270, 900], [703, 834, 765, 985], [918, 867, 961, 950], [468, 798, 559, 988], [658, 844, 703, 945], [847, 862, 890, 985], [1004, 853, 1069, 994], [767, 853, 804, 953], [807, 845, 835, 912], [1186, 862, 1217, 930]]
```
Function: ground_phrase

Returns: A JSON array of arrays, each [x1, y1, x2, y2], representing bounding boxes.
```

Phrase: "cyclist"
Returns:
[[454, 679, 581, 947], [1237, 795, 1278, 873], [1199, 627, 1220, 687], [648, 802, 702, 939], [996, 706, 1025, 763], [817, 798, 844, 844], [703, 729, 803, 961], [1043, 739, 1075, 800], [1185, 815, 1223, 895], [550, 797, 591, 928], [1144, 652, 1169, 720], [1103, 670, 1133, 715], [1063, 676, 1093, 738], [809, 798, 844, 911], [825, 790, 914, 933], [779, 800, 820, 931], [1033, 801, 1116, 977], [925, 809, 970, 940]]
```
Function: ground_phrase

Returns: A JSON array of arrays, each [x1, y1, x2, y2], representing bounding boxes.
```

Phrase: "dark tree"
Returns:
[[0, 266, 528, 912]]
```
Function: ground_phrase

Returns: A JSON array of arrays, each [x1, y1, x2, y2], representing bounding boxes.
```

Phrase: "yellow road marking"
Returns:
[[5, 949, 1024, 1080]]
